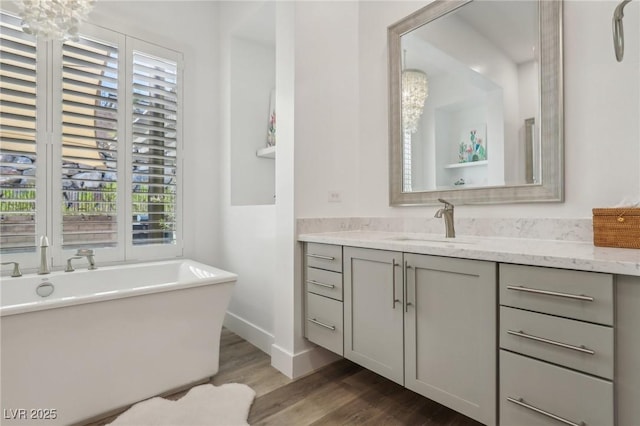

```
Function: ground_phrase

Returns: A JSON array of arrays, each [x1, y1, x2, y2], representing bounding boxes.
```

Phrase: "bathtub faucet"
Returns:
[[75, 249, 97, 270]]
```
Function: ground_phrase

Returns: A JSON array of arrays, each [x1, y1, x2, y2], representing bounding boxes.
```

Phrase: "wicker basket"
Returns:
[[592, 208, 640, 249]]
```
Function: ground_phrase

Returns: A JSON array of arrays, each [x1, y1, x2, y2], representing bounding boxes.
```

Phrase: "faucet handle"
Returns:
[[1, 261, 22, 277], [437, 198, 454, 209], [65, 256, 83, 272], [76, 249, 94, 256]]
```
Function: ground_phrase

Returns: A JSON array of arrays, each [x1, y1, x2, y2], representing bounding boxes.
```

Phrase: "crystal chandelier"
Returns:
[[401, 69, 428, 134], [19, 0, 95, 41]]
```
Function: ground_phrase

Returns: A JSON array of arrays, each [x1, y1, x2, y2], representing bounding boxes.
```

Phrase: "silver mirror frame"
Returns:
[[388, 0, 563, 206]]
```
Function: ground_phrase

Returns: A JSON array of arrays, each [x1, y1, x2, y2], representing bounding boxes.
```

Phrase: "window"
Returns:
[[131, 49, 178, 247], [60, 34, 120, 249], [0, 11, 183, 266], [403, 129, 412, 192], [0, 12, 43, 255]]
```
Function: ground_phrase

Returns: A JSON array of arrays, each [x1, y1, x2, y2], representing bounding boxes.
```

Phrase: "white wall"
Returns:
[[296, 0, 640, 218], [218, 1, 277, 354], [293, 1, 360, 218], [354, 0, 640, 218]]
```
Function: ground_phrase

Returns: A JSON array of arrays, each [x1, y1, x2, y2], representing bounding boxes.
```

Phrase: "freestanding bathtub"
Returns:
[[0, 259, 236, 425]]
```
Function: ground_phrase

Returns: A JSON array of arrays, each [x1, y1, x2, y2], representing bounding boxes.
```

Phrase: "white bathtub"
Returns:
[[0, 259, 237, 425]]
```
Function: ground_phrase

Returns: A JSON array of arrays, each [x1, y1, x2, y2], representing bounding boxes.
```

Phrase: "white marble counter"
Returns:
[[298, 231, 640, 277]]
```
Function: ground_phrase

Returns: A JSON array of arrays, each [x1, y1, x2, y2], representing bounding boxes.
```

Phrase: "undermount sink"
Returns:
[[389, 236, 476, 245]]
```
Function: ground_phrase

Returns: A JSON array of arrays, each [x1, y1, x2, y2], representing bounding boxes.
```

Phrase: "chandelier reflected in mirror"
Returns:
[[401, 49, 428, 134], [401, 69, 428, 134], [19, 0, 95, 40]]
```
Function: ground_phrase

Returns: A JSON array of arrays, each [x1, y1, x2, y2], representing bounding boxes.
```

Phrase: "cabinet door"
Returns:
[[404, 254, 496, 426], [616, 275, 640, 426], [344, 247, 404, 385]]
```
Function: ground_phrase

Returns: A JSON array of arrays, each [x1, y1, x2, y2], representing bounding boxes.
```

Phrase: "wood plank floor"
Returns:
[[88, 328, 483, 425]]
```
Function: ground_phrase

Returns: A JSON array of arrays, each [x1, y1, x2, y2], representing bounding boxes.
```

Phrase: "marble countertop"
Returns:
[[298, 231, 640, 277]]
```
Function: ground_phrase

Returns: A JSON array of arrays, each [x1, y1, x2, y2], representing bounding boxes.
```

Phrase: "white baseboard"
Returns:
[[223, 311, 274, 355], [271, 343, 341, 379]]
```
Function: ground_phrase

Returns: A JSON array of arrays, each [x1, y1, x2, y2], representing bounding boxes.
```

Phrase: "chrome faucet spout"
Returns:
[[434, 199, 455, 238]]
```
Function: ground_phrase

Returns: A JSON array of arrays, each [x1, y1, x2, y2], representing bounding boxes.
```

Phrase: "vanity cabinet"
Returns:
[[302, 239, 640, 426], [499, 264, 615, 426], [343, 247, 404, 384], [616, 274, 640, 426], [343, 247, 497, 426], [304, 243, 344, 356]]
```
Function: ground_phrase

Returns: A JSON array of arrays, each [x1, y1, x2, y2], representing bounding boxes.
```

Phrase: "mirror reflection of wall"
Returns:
[[400, 0, 539, 193]]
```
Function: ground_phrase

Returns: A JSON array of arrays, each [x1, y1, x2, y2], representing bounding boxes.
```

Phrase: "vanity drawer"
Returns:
[[306, 292, 343, 356], [306, 243, 343, 273], [500, 306, 614, 379], [500, 350, 613, 426], [306, 267, 343, 301], [499, 264, 613, 325]]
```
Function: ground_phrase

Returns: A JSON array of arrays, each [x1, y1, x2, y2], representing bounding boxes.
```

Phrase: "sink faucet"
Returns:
[[75, 249, 97, 270], [434, 198, 455, 238], [38, 236, 50, 275], [1, 261, 22, 277]]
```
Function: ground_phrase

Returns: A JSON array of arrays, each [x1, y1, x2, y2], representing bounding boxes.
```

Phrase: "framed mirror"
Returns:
[[388, 0, 563, 205]]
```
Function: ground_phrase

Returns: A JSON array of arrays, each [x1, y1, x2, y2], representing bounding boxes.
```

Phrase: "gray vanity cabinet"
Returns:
[[404, 253, 496, 426], [304, 243, 344, 356], [344, 247, 497, 426], [343, 247, 404, 384], [498, 264, 615, 426], [617, 274, 640, 426]]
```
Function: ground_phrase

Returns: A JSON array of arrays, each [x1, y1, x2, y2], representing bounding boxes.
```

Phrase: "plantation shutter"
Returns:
[[61, 34, 119, 249], [0, 12, 38, 253], [131, 50, 178, 246]]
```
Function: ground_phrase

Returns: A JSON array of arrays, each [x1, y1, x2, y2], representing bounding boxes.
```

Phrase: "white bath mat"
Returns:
[[108, 383, 255, 426]]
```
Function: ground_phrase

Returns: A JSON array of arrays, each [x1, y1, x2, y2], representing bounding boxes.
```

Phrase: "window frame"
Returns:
[[125, 37, 183, 262], [51, 24, 127, 266], [1, 13, 184, 270], [0, 10, 48, 269]]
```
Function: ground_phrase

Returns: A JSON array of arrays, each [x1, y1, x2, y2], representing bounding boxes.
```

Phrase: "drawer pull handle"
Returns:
[[506, 285, 594, 302], [308, 318, 336, 331], [307, 279, 335, 289], [507, 397, 586, 426], [307, 253, 335, 261], [507, 330, 596, 355]]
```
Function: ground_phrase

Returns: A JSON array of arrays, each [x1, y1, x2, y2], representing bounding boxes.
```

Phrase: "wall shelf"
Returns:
[[444, 160, 488, 169], [256, 146, 276, 159]]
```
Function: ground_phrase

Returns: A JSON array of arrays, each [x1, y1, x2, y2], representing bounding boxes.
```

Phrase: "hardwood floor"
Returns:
[[88, 328, 483, 425]]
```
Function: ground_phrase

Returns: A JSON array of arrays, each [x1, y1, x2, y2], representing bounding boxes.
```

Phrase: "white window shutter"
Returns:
[[0, 11, 41, 255]]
